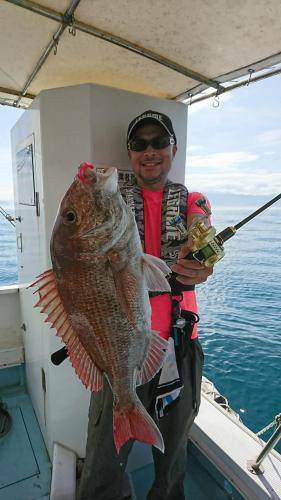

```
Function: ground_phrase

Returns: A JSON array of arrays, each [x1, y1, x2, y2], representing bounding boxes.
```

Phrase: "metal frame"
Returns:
[[5, 0, 222, 107], [3, 0, 281, 108], [174, 63, 281, 105], [5, 0, 82, 107], [247, 419, 281, 475], [0, 86, 34, 100], [0, 86, 35, 101], [175, 64, 281, 105]]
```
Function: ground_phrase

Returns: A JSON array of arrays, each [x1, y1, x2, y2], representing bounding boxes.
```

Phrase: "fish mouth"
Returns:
[[77, 163, 118, 193], [77, 163, 122, 248], [98, 167, 118, 194], [77, 162, 96, 184]]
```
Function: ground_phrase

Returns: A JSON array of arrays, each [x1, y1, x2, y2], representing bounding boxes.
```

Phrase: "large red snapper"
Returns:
[[30, 163, 171, 453]]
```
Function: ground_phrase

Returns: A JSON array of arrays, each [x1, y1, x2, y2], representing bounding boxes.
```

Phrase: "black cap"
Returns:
[[127, 110, 177, 145]]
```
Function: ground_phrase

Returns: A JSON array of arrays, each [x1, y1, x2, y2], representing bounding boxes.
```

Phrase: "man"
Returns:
[[79, 110, 213, 500]]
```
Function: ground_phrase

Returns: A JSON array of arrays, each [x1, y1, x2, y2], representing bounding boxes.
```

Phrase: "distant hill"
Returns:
[[205, 192, 279, 209]]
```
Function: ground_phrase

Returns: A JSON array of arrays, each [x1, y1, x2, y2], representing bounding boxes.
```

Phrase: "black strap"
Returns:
[[170, 301, 200, 411], [169, 272, 195, 295], [148, 291, 169, 298]]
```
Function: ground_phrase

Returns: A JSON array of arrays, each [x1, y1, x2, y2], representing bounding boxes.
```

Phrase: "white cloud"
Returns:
[[258, 129, 281, 144], [185, 150, 277, 195], [187, 151, 258, 170], [186, 145, 203, 153]]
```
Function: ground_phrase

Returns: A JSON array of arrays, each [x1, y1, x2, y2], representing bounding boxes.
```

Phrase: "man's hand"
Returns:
[[170, 236, 213, 285]]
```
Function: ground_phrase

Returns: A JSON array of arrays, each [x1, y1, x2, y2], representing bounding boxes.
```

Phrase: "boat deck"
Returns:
[[0, 366, 51, 500], [1, 367, 243, 499], [129, 441, 244, 499]]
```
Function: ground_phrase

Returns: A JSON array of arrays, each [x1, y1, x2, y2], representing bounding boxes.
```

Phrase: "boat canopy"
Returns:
[[1, 0, 281, 108]]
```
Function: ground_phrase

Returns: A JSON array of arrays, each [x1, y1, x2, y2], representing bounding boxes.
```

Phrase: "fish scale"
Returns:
[[30, 163, 172, 454]]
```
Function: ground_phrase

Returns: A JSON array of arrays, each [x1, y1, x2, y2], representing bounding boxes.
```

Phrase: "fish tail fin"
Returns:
[[113, 400, 164, 455]]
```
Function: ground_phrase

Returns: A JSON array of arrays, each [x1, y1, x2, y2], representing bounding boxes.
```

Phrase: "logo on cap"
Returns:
[[127, 109, 176, 144]]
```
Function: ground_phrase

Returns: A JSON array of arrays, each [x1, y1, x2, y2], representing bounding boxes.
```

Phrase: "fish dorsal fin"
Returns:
[[137, 331, 168, 386], [29, 269, 103, 392], [142, 254, 171, 292]]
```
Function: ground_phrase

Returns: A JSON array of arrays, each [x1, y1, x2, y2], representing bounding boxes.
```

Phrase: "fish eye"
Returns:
[[62, 209, 77, 224]]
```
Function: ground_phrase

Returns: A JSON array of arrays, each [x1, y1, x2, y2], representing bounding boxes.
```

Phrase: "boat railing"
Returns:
[[202, 376, 281, 477], [247, 413, 281, 474], [0, 205, 21, 227]]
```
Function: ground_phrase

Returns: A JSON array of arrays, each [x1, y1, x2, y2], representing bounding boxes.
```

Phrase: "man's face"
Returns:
[[128, 124, 177, 190]]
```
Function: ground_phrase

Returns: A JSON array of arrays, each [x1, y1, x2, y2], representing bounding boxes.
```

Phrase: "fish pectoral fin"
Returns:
[[29, 269, 103, 393], [142, 254, 171, 292], [137, 331, 168, 385]]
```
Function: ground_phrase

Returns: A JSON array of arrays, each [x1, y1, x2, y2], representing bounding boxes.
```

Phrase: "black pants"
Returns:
[[78, 339, 204, 500]]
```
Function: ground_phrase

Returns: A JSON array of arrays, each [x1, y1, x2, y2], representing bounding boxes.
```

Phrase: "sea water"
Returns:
[[0, 216, 18, 286], [197, 204, 281, 451], [0, 205, 280, 451]]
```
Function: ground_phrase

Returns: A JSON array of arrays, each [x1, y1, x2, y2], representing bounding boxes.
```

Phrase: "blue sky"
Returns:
[[0, 74, 280, 204], [186, 73, 281, 197]]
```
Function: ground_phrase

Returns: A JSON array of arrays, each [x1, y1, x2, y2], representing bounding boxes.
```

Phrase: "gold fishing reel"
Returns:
[[170, 196, 237, 268], [188, 219, 227, 267]]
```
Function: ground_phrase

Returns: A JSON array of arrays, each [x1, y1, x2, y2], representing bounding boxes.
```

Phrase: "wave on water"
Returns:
[[197, 206, 281, 450]]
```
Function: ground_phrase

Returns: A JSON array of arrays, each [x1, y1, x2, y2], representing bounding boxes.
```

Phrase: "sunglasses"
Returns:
[[127, 135, 175, 152]]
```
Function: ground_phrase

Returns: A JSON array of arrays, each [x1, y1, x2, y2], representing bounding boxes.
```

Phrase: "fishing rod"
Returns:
[[183, 192, 281, 267], [51, 192, 281, 366], [0, 205, 19, 227]]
